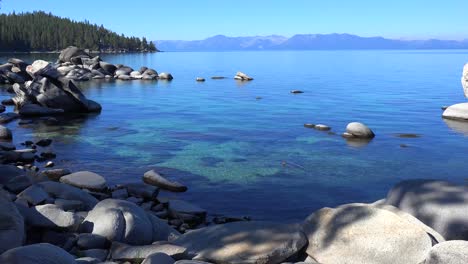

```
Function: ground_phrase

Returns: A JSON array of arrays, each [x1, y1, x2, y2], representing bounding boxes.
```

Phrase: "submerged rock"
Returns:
[[302, 204, 433, 264], [143, 170, 187, 192], [290, 90, 304, 94], [174, 221, 307, 264]]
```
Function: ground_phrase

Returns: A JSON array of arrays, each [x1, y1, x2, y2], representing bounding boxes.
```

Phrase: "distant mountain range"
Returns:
[[155, 34, 468, 51]]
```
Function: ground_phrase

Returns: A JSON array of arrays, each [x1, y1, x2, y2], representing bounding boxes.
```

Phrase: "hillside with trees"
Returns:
[[0, 11, 158, 52]]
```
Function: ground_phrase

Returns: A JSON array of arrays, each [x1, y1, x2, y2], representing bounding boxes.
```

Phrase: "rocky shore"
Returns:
[[0, 49, 467, 264]]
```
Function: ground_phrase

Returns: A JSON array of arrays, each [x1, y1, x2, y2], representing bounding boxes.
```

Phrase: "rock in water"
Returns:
[[59, 46, 91, 63], [234, 72, 253, 81], [82, 199, 153, 245], [174, 221, 307, 264], [462, 63, 468, 98], [0, 125, 12, 140], [385, 179, 468, 240], [442, 102, 468, 121], [345, 122, 375, 138], [425, 240, 468, 264], [159, 72, 173, 80], [0, 192, 25, 254], [0, 243, 76, 264], [143, 170, 187, 192], [302, 204, 433, 264], [59, 171, 107, 191]]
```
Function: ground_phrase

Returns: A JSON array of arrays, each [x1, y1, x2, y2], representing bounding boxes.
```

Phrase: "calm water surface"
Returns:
[[1, 50, 468, 221]]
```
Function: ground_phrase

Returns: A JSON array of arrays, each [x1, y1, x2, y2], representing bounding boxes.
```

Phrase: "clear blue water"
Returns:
[[1, 50, 468, 222]]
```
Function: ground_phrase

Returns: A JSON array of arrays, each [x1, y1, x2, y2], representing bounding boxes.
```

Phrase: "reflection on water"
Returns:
[[1, 50, 468, 221]]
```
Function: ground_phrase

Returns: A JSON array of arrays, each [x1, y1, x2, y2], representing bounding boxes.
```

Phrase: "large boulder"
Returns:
[[59, 171, 107, 191], [143, 170, 187, 192], [82, 199, 153, 245], [59, 46, 91, 63], [174, 221, 307, 264], [0, 165, 24, 185], [385, 179, 468, 240], [99, 62, 117, 75], [425, 240, 468, 264], [442, 102, 468, 121], [0, 192, 25, 254], [146, 212, 181, 241], [302, 204, 433, 264], [37, 181, 98, 210], [462, 63, 468, 98], [345, 122, 375, 139], [0, 243, 76, 264]]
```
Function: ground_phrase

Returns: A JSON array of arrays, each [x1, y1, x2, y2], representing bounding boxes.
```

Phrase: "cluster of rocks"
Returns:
[[2, 155, 468, 264], [304, 121, 376, 143], [442, 63, 468, 120]]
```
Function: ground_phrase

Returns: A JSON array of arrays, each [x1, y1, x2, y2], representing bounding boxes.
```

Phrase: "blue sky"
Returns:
[[1, 0, 466, 41]]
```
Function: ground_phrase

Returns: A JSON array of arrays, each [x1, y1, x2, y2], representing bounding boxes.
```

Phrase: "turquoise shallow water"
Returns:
[[1, 50, 468, 221]]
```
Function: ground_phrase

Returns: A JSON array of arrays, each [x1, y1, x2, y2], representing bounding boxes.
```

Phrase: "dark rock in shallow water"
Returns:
[[1, 98, 15, 105], [394, 133, 421, 138], [0, 125, 12, 140], [36, 138, 53, 147], [211, 76, 226, 79], [0, 112, 19, 124], [125, 182, 159, 199], [290, 90, 304, 94], [19, 104, 65, 117]]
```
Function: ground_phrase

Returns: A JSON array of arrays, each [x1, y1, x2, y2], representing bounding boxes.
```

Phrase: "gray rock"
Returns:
[[442, 103, 468, 121], [196, 77, 205, 82], [385, 179, 468, 240], [0, 192, 25, 254], [234, 72, 253, 81], [314, 124, 331, 131], [77, 233, 109, 249], [125, 182, 159, 200], [60, 171, 107, 191], [174, 221, 307, 264], [142, 252, 175, 264], [0, 243, 76, 264], [41, 168, 72, 181], [55, 198, 84, 211], [117, 74, 132, 80], [111, 188, 128, 199], [76, 257, 100, 264], [0, 125, 12, 140], [158, 72, 173, 80], [99, 62, 117, 75], [5, 175, 32, 193], [302, 204, 433, 264], [17, 184, 49, 205], [425, 240, 468, 264], [110, 242, 188, 261], [38, 181, 98, 210], [147, 212, 181, 241], [59, 46, 90, 63], [345, 122, 375, 138], [144, 69, 158, 76], [82, 199, 153, 245], [32, 204, 82, 230], [130, 71, 143, 79], [143, 170, 187, 192]]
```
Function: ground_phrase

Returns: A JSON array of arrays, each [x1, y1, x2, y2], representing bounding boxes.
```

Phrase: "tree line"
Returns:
[[0, 11, 157, 52]]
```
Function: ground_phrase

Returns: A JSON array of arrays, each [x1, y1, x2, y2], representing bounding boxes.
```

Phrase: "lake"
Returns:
[[1, 50, 468, 222]]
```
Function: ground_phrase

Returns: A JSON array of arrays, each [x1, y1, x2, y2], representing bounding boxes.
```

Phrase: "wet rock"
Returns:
[[303, 123, 316, 128], [234, 71, 253, 81], [36, 138, 53, 147], [17, 184, 49, 205], [38, 181, 98, 210], [168, 200, 206, 225], [60, 171, 107, 191], [82, 199, 153, 245], [0, 243, 76, 264], [159, 72, 173, 80], [303, 204, 433, 264], [385, 179, 468, 240], [345, 122, 375, 139], [143, 170, 187, 192], [110, 242, 188, 261], [0, 125, 12, 140], [0, 112, 19, 123], [290, 90, 304, 94], [125, 182, 159, 200], [425, 240, 468, 264], [174, 221, 306, 264], [45, 161, 55, 168], [314, 124, 331, 131], [196, 77, 205, 82]]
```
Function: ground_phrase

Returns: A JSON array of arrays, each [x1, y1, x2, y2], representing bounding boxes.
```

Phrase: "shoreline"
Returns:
[[0, 47, 467, 263]]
